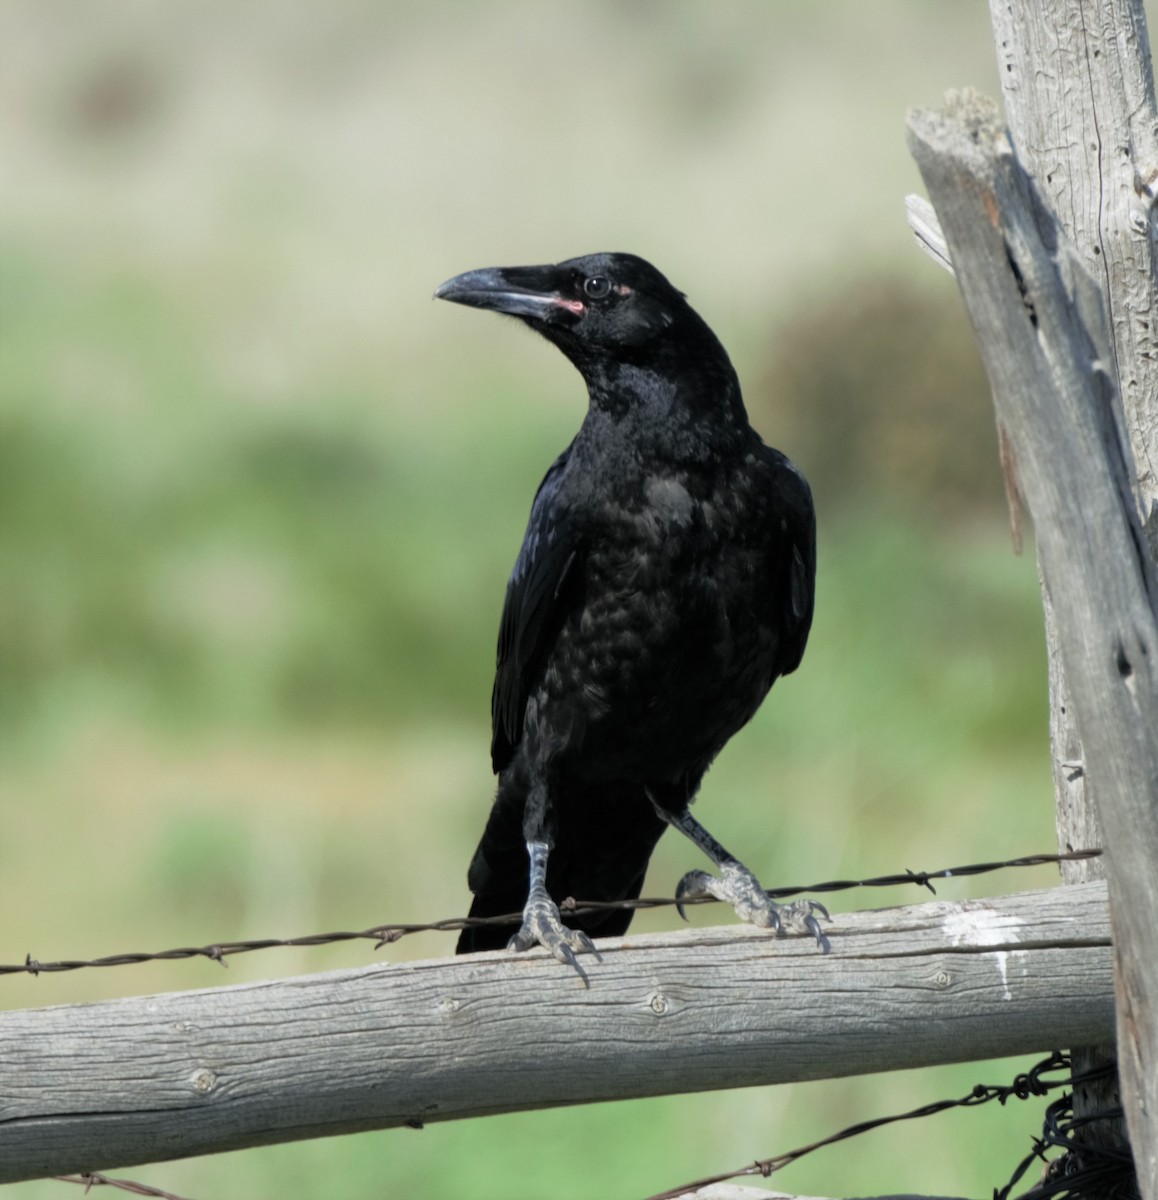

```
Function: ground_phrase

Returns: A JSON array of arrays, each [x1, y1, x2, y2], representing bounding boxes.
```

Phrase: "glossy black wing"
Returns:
[[765, 451, 817, 678], [490, 447, 584, 772]]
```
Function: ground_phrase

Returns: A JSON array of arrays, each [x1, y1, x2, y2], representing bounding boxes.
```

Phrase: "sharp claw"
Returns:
[[674, 874, 693, 922], [804, 913, 831, 953], [810, 899, 831, 922], [675, 879, 691, 922], [675, 869, 715, 921], [507, 888, 599, 974], [675, 869, 703, 897]]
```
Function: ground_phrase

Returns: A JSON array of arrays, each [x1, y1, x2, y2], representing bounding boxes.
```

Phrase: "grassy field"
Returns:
[[0, 3, 1110, 1197]]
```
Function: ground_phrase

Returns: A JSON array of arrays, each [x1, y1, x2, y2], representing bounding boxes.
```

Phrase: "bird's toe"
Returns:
[[508, 891, 601, 970], [679, 862, 831, 950], [674, 869, 718, 920], [776, 898, 833, 953]]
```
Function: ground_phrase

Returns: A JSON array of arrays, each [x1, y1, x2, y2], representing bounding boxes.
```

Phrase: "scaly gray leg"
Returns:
[[649, 797, 831, 952], [508, 840, 600, 970]]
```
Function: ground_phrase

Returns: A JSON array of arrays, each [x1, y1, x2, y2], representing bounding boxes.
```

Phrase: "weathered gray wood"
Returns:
[[988, 0, 1158, 545], [904, 208, 1108, 886], [904, 194, 954, 274], [908, 92, 1158, 1197], [0, 884, 1113, 1184], [907, 6, 1156, 1177], [985, 8, 1158, 1179]]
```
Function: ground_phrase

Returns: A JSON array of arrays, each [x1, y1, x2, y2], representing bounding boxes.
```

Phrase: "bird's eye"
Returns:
[[583, 276, 612, 299]]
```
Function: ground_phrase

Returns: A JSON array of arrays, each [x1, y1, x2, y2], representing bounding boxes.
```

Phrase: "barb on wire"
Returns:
[[54, 1172, 195, 1200], [560, 849, 1101, 911], [644, 1052, 1116, 1200], [0, 848, 1099, 979], [998, 1089, 1136, 1199]]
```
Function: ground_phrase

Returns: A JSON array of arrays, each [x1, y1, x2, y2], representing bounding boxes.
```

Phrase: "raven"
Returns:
[[436, 253, 825, 965]]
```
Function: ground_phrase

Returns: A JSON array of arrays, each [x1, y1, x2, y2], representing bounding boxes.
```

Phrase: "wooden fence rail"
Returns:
[[0, 882, 1112, 1184]]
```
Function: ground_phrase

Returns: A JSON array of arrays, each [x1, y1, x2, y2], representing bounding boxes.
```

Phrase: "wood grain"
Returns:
[[0, 884, 1113, 1183], [909, 88, 1158, 1195]]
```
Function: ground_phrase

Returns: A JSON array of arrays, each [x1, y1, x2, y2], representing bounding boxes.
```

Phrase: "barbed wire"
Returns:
[[998, 1089, 1135, 1200], [1, 849, 1098, 979], [53, 1172, 194, 1200], [46, 1047, 1128, 1200], [644, 1051, 1119, 1200]]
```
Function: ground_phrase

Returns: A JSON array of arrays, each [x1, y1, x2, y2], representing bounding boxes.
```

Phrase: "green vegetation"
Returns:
[[0, 5, 1074, 1196], [0, 247, 1061, 1199]]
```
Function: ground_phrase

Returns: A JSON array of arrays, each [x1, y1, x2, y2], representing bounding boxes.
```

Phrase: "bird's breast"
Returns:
[[577, 478, 773, 682], [533, 466, 784, 778], [609, 472, 717, 548]]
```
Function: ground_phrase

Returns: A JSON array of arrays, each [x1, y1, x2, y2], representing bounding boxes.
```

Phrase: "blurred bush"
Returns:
[[0, 262, 1017, 743], [752, 275, 1003, 522], [0, 256, 493, 737]]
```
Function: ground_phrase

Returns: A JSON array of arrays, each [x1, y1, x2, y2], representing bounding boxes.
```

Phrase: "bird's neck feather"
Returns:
[[577, 361, 750, 469]]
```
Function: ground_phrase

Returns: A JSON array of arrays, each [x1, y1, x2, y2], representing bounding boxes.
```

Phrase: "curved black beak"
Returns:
[[434, 265, 582, 321]]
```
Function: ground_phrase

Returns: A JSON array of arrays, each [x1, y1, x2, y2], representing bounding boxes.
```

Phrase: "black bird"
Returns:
[[436, 253, 826, 965]]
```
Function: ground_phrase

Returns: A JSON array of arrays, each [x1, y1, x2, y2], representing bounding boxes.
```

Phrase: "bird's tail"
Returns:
[[455, 781, 667, 954]]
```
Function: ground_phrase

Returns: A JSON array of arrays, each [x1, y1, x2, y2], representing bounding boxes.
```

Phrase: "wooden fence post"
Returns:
[[907, 75, 1158, 1196], [987, 0, 1158, 1182], [909, 2, 1157, 1188]]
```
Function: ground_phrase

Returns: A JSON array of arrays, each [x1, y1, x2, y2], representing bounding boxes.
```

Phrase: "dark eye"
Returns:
[[583, 276, 612, 299]]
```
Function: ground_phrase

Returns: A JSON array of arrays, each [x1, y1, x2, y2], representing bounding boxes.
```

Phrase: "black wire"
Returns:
[[0, 849, 1099, 978]]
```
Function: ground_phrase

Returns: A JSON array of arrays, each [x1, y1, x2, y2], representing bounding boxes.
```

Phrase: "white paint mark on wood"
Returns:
[[941, 903, 1024, 948]]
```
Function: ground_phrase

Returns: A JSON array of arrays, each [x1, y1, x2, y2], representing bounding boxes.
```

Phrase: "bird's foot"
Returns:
[[676, 863, 831, 952], [508, 883, 601, 970]]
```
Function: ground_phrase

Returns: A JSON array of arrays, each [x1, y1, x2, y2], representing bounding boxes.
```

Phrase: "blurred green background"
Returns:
[[2, 2, 1142, 1197]]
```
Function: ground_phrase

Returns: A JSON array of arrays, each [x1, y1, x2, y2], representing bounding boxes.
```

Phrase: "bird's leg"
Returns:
[[508, 840, 600, 969], [649, 797, 831, 952]]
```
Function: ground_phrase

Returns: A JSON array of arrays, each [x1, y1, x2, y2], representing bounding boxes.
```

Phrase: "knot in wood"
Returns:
[[648, 991, 670, 1016], [190, 1069, 218, 1095]]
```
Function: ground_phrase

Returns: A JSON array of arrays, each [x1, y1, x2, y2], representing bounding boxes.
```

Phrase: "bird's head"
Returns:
[[434, 252, 719, 374]]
